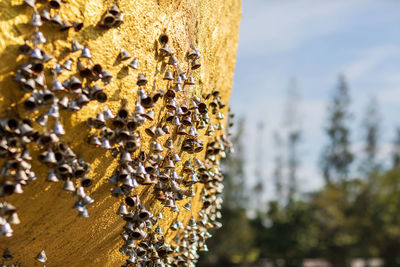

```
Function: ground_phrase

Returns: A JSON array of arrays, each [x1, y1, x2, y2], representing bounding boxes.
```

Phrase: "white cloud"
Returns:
[[239, 0, 375, 55], [342, 45, 400, 82]]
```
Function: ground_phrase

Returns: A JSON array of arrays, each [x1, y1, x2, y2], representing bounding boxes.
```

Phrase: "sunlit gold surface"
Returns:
[[0, 0, 241, 265]]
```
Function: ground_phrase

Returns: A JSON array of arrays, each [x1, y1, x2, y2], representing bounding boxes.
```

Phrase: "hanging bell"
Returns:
[[30, 12, 42, 27], [24, 0, 35, 7], [119, 48, 131, 60], [35, 250, 47, 263], [41, 9, 51, 21], [49, 0, 61, 9], [117, 202, 128, 216], [163, 70, 174, 81], [152, 142, 163, 153], [62, 58, 73, 71], [63, 179, 75, 191], [128, 58, 138, 69], [48, 104, 59, 118], [159, 43, 173, 56], [137, 74, 147, 86], [168, 55, 178, 66], [104, 107, 115, 119], [50, 14, 62, 25], [191, 60, 201, 70], [33, 31, 46, 44], [54, 120, 65, 135], [30, 47, 43, 60], [185, 76, 196, 85], [80, 46, 92, 59], [183, 202, 191, 211]]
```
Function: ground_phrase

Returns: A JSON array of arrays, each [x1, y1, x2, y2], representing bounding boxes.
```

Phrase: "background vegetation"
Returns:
[[198, 76, 400, 267]]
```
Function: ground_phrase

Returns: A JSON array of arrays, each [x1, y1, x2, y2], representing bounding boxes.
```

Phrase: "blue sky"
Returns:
[[230, 0, 400, 199]]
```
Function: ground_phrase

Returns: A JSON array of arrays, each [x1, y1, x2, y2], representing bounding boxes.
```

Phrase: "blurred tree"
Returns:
[[284, 78, 302, 202], [321, 74, 353, 183], [254, 121, 265, 209], [273, 131, 284, 201], [391, 127, 400, 169], [360, 95, 381, 177]]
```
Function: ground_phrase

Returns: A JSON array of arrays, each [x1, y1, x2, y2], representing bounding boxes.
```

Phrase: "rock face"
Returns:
[[0, 0, 240, 266]]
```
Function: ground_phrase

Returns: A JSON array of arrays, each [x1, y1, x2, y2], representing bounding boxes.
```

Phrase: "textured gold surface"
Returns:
[[0, 0, 241, 265]]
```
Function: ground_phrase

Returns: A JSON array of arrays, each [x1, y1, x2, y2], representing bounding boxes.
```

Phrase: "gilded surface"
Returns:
[[0, 0, 241, 265]]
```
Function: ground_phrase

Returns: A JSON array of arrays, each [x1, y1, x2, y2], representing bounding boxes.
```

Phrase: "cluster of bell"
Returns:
[[0, 117, 39, 237], [24, 0, 83, 32], [99, 5, 124, 28], [158, 37, 200, 90], [36, 135, 94, 217], [117, 196, 175, 266], [114, 35, 233, 265], [4, 2, 102, 228], [0, 202, 19, 237]]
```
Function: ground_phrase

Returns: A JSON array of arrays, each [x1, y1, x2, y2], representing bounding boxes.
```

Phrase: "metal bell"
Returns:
[[53, 78, 65, 91], [168, 55, 178, 66], [155, 127, 165, 137], [101, 139, 111, 149], [36, 113, 48, 126], [135, 103, 145, 115], [138, 205, 152, 221], [81, 177, 92, 187], [50, 14, 62, 25], [117, 202, 128, 216], [82, 195, 94, 205], [54, 121, 65, 135], [30, 12, 42, 27], [152, 142, 163, 153], [159, 43, 172, 56], [191, 60, 201, 70], [120, 48, 131, 60], [137, 74, 147, 86], [155, 226, 163, 235], [30, 47, 43, 60], [63, 179, 75, 191], [35, 250, 47, 263], [58, 96, 69, 110], [49, 0, 61, 9], [128, 57, 138, 69], [183, 202, 191, 211], [164, 138, 173, 149], [71, 40, 83, 52], [41, 9, 51, 21], [185, 76, 196, 85], [62, 58, 73, 71], [24, 0, 35, 7], [145, 125, 156, 137], [163, 70, 174, 81], [24, 96, 36, 111], [79, 207, 89, 217], [144, 110, 155, 121], [33, 31, 46, 44], [81, 46, 92, 58], [120, 151, 132, 164], [72, 21, 84, 31], [114, 12, 124, 27], [104, 107, 115, 119], [101, 71, 113, 84], [69, 76, 82, 90], [48, 104, 59, 118]]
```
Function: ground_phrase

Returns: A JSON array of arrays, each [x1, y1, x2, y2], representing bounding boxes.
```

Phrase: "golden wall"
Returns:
[[0, 0, 241, 265]]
